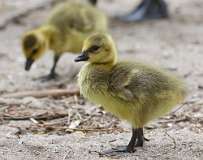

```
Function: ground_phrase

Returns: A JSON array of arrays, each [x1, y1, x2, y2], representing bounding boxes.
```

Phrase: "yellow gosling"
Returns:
[[75, 33, 187, 152], [22, 2, 107, 80]]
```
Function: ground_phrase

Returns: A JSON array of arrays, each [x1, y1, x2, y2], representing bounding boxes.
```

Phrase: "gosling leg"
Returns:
[[126, 128, 138, 152], [49, 54, 60, 79], [108, 128, 149, 154], [112, 128, 137, 153], [40, 54, 61, 81], [135, 128, 149, 147]]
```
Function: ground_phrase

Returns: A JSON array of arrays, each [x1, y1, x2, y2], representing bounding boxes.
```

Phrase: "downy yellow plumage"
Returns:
[[75, 33, 187, 152], [22, 2, 107, 80]]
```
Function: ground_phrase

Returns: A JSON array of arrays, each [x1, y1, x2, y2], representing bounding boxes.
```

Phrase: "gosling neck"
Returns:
[[103, 41, 118, 67], [91, 46, 118, 69], [37, 25, 56, 49], [110, 42, 118, 65]]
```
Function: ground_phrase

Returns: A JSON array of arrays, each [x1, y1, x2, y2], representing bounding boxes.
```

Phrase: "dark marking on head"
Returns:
[[31, 48, 38, 55], [23, 34, 37, 49], [86, 45, 100, 53]]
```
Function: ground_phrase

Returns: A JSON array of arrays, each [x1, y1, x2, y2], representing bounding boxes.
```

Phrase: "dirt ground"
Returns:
[[0, 0, 203, 159]]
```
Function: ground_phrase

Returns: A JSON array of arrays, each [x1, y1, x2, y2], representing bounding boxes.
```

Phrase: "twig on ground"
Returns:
[[64, 127, 124, 133], [159, 115, 191, 124], [30, 118, 39, 124], [62, 146, 74, 160], [165, 131, 176, 149], [2, 112, 68, 121], [0, 98, 23, 106], [89, 150, 111, 157], [2, 88, 80, 99], [31, 123, 124, 134], [89, 149, 124, 158], [171, 99, 198, 114]]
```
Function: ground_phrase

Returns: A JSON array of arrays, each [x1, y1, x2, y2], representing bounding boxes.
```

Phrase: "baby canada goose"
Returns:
[[22, 2, 107, 80], [75, 33, 187, 152]]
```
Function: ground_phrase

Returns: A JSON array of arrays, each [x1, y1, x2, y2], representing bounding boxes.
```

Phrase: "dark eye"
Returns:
[[89, 45, 100, 52], [32, 48, 38, 55]]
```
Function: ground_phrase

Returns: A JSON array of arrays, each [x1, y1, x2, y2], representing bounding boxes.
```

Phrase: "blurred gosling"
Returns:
[[22, 2, 107, 80], [75, 33, 187, 153]]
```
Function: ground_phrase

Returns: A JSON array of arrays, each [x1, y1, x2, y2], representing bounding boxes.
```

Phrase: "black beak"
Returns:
[[74, 52, 89, 62], [25, 58, 34, 71]]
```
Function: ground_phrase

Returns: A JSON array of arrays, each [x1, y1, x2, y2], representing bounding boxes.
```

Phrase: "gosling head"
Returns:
[[74, 33, 117, 65], [22, 31, 48, 71]]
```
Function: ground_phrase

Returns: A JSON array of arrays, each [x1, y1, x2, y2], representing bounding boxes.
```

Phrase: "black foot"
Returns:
[[94, 128, 148, 155], [119, 0, 169, 22], [135, 138, 144, 147], [135, 137, 149, 147], [126, 131, 137, 152], [39, 73, 59, 82], [126, 145, 136, 153]]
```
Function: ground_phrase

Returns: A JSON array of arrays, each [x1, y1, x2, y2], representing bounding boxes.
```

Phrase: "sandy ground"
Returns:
[[0, 0, 203, 159]]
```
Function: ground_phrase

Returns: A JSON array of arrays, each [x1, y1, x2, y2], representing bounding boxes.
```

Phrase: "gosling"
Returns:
[[22, 2, 107, 80], [75, 33, 187, 153]]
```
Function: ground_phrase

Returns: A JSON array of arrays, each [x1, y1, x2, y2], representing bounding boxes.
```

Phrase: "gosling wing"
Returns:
[[108, 62, 172, 102], [48, 3, 96, 33], [108, 63, 139, 101]]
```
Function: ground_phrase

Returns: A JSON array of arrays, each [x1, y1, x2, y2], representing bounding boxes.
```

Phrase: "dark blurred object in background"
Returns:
[[89, 0, 97, 6], [89, 0, 169, 22]]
